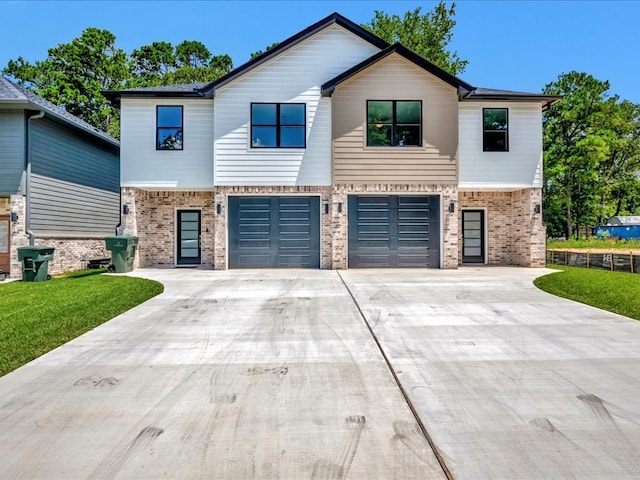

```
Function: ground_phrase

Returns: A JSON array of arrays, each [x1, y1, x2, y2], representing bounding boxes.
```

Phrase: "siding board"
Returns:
[[30, 118, 119, 192], [30, 174, 119, 236], [458, 102, 543, 189], [214, 24, 380, 186], [121, 98, 214, 188], [331, 54, 458, 185], [0, 111, 25, 194]]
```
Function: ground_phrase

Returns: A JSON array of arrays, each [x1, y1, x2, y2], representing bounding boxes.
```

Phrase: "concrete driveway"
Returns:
[[0, 267, 639, 479]]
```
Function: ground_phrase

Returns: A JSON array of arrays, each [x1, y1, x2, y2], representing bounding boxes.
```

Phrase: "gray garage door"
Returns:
[[348, 195, 439, 268], [228, 196, 320, 268]]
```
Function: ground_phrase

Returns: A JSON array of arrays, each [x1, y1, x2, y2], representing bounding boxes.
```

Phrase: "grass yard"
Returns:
[[534, 265, 640, 320], [547, 237, 640, 250], [0, 270, 163, 377]]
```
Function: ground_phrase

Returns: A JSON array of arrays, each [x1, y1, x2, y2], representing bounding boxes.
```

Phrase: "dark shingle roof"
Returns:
[[115, 82, 211, 93], [102, 82, 210, 106], [0, 75, 118, 146]]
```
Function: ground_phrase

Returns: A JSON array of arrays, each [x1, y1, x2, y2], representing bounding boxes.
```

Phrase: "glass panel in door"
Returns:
[[177, 210, 201, 265], [462, 210, 485, 263]]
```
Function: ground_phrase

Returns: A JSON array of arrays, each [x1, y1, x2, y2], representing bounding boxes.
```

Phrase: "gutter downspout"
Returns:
[[26, 111, 45, 246], [114, 192, 122, 236]]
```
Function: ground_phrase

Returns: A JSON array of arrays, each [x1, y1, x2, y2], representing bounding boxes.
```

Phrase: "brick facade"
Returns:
[[2, 194, 115, 279], [121, 187, 215, 269], [459, 188, 545, 267], [122, 186, 545, 270]]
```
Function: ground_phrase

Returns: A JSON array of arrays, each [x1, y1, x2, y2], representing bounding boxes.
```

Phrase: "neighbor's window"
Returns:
[[483, 108, 508, 152], [157, 106, 183, 150], [251, 103, 306, 148], [367, 100, 421, 147]]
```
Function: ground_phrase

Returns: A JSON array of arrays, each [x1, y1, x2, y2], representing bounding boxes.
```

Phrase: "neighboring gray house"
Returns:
[[0, 76, 120, 278]]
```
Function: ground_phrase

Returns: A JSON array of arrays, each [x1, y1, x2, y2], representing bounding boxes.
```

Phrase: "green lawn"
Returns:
[[0, 270, 163, 377], [534, 265, 640, 320]]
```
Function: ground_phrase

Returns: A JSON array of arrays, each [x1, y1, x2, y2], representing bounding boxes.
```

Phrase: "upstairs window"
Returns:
[[251, 103, 306, 148], [367, 100, 421, 147], [157, 106, 183, 150], [483, 108, 508, 152]]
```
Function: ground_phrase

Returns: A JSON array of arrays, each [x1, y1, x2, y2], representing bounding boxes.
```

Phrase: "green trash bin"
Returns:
[[104, 235, 138, 273], [17, 246, 55, 282]]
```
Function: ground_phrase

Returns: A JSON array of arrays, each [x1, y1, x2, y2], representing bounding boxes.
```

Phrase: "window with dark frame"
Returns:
[[483, 108, 508, 152], [367, 100, 422, 147], [157, 106, 183, 150], [251, 103, 306, 148]]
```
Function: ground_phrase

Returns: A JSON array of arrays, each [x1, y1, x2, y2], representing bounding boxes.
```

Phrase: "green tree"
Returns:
[[129, 40, 232, 86], [363, 2, 468, 75], [4, 33, 233, 137], [543, 71, 640, 238], [4, 28, 130, 137], [130, 41, 176, 85], [594, 100, 640, 222]]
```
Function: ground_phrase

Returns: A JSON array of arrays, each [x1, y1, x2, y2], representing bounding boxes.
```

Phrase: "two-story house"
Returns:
[[0, 76, 120, 279], [104, 13, 559, 271]]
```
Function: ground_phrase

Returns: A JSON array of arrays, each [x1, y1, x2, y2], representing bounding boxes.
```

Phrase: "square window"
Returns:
[[157, 106, 183, 150], [251, 103, 305, 148], [251, 104, 277, 125], [483, 108, 509, 152], [367, 100, 421, 147], [252, 126, 277, 147], [367, 124, 392, 146]]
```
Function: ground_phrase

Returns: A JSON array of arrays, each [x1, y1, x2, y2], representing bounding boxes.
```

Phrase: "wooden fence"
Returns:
[[546, 250, 640, 274]]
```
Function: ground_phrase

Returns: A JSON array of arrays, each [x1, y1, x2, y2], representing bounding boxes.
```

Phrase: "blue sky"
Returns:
[[1, 0, 638, 103]]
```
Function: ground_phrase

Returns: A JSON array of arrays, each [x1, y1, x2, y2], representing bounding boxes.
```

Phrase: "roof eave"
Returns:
[[102, 89, 209, 109], [462, 94, 562, 111]]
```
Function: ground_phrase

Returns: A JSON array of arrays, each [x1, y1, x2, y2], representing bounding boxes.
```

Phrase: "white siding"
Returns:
[[214, 24, 380, 186], [458, 102, 543, 190], [121, 98, 214, 189]]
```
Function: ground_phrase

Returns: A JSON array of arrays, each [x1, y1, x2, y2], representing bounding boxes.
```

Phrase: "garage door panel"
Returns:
[[238, 238, 271, 249], [349, 195, 439, 268], [278, 254, 315, 268], [398, 239, 430, 249], [236, 254, 271, 268], [279, 224, 311, 235], [397, 254, 430, 267], [356, 254, 391, 268], [229, 196, 320, 268], [280, 239, 312, 249], [358, 224, 390, 234]]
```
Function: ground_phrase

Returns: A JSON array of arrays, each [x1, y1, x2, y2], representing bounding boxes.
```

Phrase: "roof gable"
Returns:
[[321, 43, 475, 97], [198, 12, 389, 94]]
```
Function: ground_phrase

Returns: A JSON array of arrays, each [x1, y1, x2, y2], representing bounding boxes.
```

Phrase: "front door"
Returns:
[[462, 210, 485, 263], [0, 217, 9, 274], [177, 210, 201, 265]]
